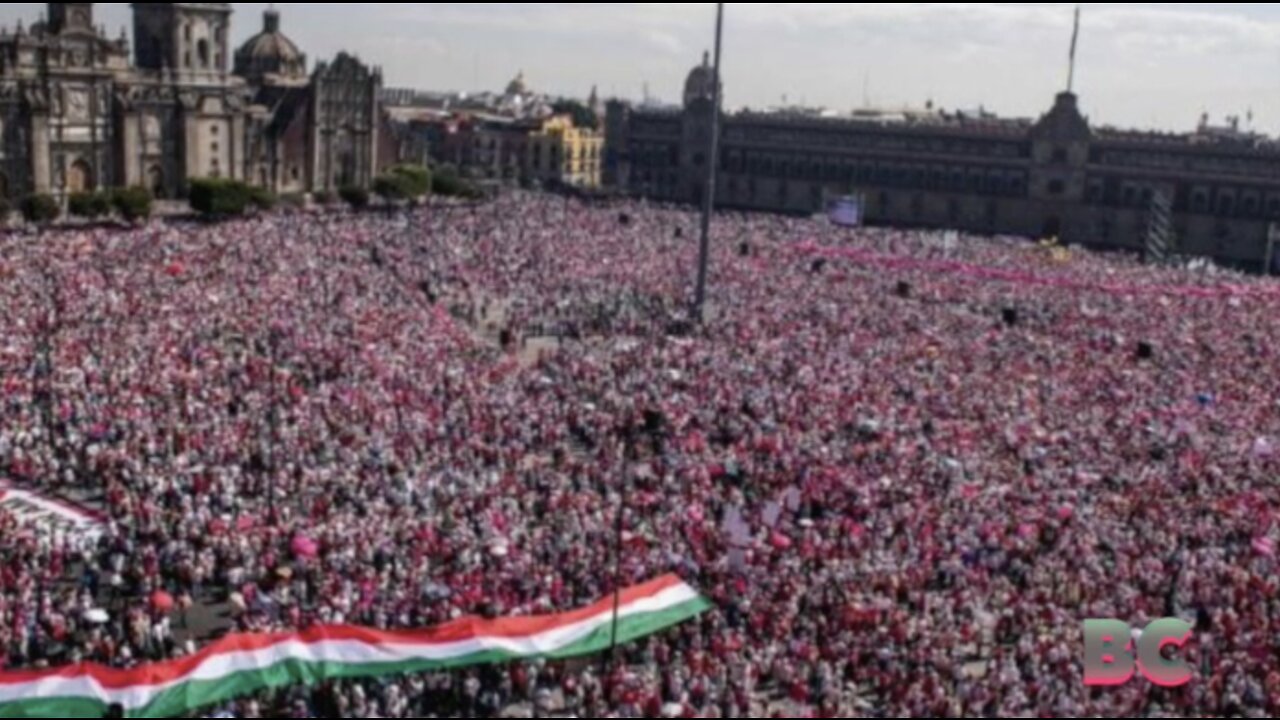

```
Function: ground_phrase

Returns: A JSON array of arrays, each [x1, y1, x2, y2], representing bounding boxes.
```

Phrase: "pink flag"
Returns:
[[1253, 537, 1275, 557]]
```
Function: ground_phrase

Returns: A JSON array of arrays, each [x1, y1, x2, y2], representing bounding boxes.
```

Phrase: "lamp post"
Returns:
[[692, 2, 725, 323], [605, 420, 639, 675]]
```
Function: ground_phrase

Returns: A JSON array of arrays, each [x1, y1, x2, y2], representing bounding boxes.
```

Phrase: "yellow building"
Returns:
[[526, 115, 604, 189]]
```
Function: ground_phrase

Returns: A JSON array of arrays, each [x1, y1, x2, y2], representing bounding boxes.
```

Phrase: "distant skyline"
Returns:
[[3, 3, 1280, 133]]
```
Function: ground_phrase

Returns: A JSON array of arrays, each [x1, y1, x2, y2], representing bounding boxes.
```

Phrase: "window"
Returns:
[[1052, 146, 1069, 164], [1048, 179, 1066, 196], [198, 40, 210, 69]]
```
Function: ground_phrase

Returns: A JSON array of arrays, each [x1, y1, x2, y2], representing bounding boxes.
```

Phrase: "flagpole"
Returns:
[[1067, 4, 1081, 93], [605, 424, 636, 676], [692, 2, 725, 323]]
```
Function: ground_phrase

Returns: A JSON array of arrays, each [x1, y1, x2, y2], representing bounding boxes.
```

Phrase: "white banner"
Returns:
[[0, 482, 106, 545]]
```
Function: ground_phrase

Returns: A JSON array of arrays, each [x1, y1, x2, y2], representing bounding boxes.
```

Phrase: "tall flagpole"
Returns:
[[693, 2, 725, 323], [1067, 4, 1081, 93]]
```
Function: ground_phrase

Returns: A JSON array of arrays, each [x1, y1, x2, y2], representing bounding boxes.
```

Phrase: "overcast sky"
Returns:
[[4, 3, 1280, 133]]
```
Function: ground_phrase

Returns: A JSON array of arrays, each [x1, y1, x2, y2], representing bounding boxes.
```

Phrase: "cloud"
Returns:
[[0, 3, 1278, 131], [644, 30, 684, 56]]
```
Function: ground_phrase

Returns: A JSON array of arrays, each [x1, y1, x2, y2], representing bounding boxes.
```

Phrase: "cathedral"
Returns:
[[0, 2, 384, 201]]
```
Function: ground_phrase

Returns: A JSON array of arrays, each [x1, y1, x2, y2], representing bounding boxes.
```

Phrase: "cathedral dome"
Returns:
[[683, 51, 718, 107], [235, 10, 307, 83], [506, 71, 529, 97]]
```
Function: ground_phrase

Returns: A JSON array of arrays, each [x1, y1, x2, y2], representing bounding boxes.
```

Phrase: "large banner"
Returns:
[[828, 195, 863, 228], [0, 482, 106, 546], [0, 575, 709, 719]]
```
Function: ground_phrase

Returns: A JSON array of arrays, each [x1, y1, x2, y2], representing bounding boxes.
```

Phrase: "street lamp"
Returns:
[[693, 2, 725, 323]]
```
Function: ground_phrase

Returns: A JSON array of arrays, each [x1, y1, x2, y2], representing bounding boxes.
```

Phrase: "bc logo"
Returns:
[[1083, 619, 1194, 688]]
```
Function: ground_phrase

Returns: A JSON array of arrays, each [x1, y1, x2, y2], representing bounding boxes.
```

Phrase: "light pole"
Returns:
[[1266, 223, 1279, 276], [605, 420, 639, 676], [693, 2, 725, 323]]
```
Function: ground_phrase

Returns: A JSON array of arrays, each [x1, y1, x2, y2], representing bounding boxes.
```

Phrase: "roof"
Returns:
[[235, 10, 307, 82]]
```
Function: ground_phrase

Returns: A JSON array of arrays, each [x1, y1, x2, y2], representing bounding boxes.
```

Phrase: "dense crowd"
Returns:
[[2, 193, 1280, 717]]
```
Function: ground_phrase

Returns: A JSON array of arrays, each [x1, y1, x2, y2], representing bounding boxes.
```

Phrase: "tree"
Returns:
[[431, 164, 468, 198], [339, 185, 370, 210], [374, 174, 412, 202], [111, 187, 154, 222], [249, 186, 278, 211], [21, 194, 60, 224], [390, 164, 431, 197], [189, 178, 253, 217], [375, 165, 432, 203], [68, 191, 112, 220], [552, 100, 600, 130]]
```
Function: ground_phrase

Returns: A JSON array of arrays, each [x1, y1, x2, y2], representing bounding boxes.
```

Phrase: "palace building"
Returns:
[[0, 2, 384, 201], [607, 53, 1280, 269]]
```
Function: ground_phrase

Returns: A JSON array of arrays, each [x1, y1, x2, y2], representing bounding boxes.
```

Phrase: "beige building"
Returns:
[[527, 114, 604, 189]]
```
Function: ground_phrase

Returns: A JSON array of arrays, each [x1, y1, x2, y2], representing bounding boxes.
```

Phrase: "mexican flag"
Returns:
[[0, 575, 709, 719]]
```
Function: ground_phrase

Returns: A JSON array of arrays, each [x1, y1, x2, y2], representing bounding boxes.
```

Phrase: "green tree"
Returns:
[[68, 191, 112, 219], [189, 178, 253, 217], [249, 186, 278, 211], [374, 174, 412, 202], [431, 164, 468, 197], [339, 185, 371, 210], [389, 164, 431, 197], [111, 187, 154, 222], [552, 100, 600, 130], [21, 194, 60, 224]]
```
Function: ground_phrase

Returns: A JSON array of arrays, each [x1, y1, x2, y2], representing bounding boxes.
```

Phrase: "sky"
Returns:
[[3, 3, 1280, 133]]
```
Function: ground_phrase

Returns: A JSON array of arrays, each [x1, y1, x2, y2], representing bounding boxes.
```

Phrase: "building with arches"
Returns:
[[607, 53, 1280, 269], [0, 2, 385, 201]]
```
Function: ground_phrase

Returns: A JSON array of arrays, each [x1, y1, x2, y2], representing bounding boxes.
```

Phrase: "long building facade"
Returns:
[[0, 2, 383, 201], [608, 55, 1280, 269]]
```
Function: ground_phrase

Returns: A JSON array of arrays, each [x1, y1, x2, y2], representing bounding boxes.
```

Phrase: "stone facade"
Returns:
[[526, 115, 604, 188], [608, 55, 1280, 269], [0, 3, 384, 201]]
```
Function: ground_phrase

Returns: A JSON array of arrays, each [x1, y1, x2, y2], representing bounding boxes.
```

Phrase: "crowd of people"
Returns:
[[2, 193, 1280, 717]]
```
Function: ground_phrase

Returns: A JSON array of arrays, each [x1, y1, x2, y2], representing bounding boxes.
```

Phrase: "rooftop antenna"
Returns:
[[1066, 4, 1081, 93]]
